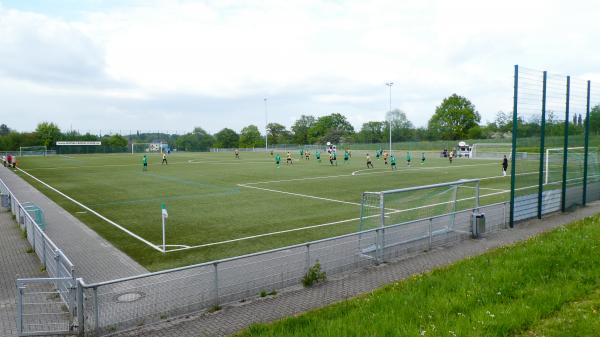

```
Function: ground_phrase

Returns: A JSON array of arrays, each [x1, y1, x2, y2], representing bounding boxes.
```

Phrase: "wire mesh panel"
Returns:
[[511, 66, 598, 225], [16, 278, 74, 336], [85, 264, 216, 335], [218, 246, 307, 304], [564, 78, 588, 209], [587, 84, 600, 203]]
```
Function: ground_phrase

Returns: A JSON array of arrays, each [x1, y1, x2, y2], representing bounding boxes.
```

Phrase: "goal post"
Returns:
[[358, 179, 483, 261], [131, 142, 163, 154], [19, 146, 47, 157], [359, 179, 481, 231], [470, 143, 515, 159]]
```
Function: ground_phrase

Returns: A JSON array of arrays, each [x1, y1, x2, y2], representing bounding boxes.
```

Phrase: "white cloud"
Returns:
[[0, 0, 599, 133]]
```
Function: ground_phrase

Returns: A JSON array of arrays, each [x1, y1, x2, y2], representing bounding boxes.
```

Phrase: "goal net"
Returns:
[[358, 179, 481, 259], [132, 143, 163, 154], [359, 179, 481, 231], [545, 147, 599, 185], [471, 143, 516, 160], [19, 146, 47, 157]]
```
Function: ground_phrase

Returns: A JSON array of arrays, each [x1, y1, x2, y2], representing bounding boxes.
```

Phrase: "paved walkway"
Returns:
[[0, 210, 47, 337], [0, 167, 146, 283], [111, 201, 600, 337]]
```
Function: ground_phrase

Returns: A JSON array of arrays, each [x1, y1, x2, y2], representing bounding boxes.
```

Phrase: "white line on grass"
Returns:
[[164, 216, 366, 252], [237, 183, 362, 207], [16, 168, 164, 253]]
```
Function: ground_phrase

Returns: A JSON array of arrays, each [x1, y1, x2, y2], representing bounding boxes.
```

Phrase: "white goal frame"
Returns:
[[470, 143, 514, 159], [19, 146, 47, 157], [131, 142, 163, 154]]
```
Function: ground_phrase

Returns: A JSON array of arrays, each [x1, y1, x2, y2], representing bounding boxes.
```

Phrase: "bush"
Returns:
[[302, 260, 326, 287]]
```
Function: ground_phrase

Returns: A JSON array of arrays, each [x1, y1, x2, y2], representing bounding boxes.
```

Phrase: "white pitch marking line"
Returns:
[[166, 181, 549, 253], [237, 183, 400, 211], [238, 183, 362, 207], [16, 168, 164, 253]]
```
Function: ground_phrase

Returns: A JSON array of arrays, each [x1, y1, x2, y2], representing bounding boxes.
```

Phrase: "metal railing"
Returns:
[[76, 200, 509, 336], [0, 178, 77, 335]]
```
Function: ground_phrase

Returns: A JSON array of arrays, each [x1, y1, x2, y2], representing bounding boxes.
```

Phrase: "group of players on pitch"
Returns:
[[142, 148, 509, 176], [264, 147, 429, 170]]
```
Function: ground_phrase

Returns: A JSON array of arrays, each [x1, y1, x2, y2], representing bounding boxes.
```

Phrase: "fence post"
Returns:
[[375, 228, 381, 264], [93, 286, 99, 336], [305, 244, 311, 272], [537, 71, 547, 219], [17, 285, 24, 334], [583, 80, 591, 206], [42, 238, 46, 269], [428, 218, 433, 250], [379, 192, 385, 263], [77, 279, 84, 337], [32, 222, 36, 252], [55, 251, 61, 278], [213, 263, 219, 307], [561, 76, 571, 212], [509, 64, 519, 228]]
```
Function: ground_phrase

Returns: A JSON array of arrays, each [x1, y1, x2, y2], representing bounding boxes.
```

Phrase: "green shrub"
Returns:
[[302, 260, 326, 287]]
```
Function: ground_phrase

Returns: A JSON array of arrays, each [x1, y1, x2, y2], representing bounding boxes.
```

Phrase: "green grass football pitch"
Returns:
[[16, 151, 521, 271]]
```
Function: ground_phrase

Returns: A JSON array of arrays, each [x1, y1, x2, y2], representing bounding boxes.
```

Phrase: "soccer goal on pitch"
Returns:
[[19, 146, 48, 157], [544, 147, 599, 185], [358, 179, 485, 261], [131, 143, 163, 154], [470, 143, 515, 159]]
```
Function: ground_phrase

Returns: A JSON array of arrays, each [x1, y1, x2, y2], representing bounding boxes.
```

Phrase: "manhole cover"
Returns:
[[115, 292, 144, 303]]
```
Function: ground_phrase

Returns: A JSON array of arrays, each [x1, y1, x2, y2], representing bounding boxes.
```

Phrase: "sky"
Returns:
[[1, 0, 599, 135]]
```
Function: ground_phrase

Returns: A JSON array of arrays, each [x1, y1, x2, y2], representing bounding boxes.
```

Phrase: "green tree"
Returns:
[[214, 128, 239, 148], [175, 127, 215, 151], [357, 121, 385, 143], [267, 123, 291, 145], [590, 105, 600, 135], [0, 124, 10, 136], [35, 122, 62, 148], [291, 115, 315, 144], [106, 134, 128, 147], [383, 109, 414, 142], [428, 94, 480, 140], [239, 125, 264, 148], [307, 113, 354, 144]]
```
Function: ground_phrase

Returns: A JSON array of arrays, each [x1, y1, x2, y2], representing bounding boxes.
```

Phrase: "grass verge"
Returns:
[[236, 215, 600, 337], [518, 287, 600, 337]]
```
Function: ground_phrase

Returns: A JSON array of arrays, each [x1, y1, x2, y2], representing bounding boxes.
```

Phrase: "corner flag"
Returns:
[[161, 203, 168, 253], [161, 203, 168, 218]]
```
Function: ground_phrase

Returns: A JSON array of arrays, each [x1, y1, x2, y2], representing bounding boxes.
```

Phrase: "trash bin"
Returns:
[[472, 213, 486, 238], [1, 194, 9, 208]]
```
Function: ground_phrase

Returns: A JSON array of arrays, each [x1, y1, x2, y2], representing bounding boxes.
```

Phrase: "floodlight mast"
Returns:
[[386, 82, 394, 154]]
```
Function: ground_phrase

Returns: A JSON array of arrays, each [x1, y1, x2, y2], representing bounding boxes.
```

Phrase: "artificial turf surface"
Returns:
[[16, 151, 518, 270]]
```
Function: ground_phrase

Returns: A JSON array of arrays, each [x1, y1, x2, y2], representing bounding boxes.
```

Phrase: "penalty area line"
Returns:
[[16, 168, 164, 253]]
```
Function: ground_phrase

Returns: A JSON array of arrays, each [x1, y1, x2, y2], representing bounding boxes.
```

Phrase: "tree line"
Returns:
[[2, 94, 600, 152]]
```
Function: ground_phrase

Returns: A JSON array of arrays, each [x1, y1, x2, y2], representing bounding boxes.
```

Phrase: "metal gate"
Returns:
[[16, 278, 78, 336]]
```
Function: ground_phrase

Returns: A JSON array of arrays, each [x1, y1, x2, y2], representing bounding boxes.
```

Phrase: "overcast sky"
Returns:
[[1, 0, 599, 135]]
